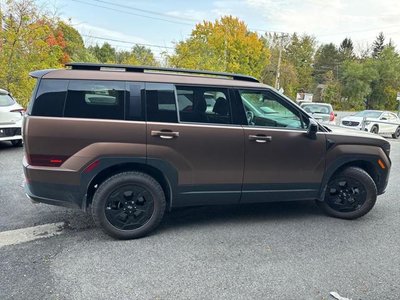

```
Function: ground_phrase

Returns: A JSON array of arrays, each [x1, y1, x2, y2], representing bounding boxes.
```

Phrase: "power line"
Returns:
[[70, 0, 193, 26]]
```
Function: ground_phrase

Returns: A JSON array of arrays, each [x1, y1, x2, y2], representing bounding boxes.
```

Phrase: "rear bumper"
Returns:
[[23, 157, 84, 209]]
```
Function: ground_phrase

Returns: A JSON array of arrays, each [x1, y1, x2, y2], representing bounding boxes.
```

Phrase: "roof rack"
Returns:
[[65, 63, 260, 83]]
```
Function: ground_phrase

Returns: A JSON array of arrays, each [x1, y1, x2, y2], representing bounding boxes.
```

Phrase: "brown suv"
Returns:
[[23, 63, 391, 239]]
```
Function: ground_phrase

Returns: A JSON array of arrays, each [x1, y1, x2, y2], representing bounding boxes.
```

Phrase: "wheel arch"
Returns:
[[84, 160, 176, 211], [318, 158, 380, 201]]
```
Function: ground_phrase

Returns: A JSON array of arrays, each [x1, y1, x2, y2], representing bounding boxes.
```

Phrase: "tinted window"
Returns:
[[126, 82, 145, 121], [239, 89, 305, 129], [176, 86, 231, 124], [31, 79, 68, 117], [146, 83, 177, 123], [64, 80, 125, 120], [0, 94, 15, 107], [301, 104, 331, 114]]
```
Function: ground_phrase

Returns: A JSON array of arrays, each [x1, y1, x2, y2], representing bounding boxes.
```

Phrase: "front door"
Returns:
[[146, 83, 245, 207], [236, 88, 326, 203]]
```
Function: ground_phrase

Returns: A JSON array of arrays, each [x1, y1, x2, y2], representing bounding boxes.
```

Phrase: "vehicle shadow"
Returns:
[[0, 141, 19, 151], [159, 200, 322, 233]]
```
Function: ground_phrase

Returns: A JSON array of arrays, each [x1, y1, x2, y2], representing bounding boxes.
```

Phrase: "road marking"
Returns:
[[0, 222, 66, 248]]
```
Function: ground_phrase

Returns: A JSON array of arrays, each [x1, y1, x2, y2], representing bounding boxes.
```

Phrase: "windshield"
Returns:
[[353, 111, 382, 118], [0, 94, 15, 107]]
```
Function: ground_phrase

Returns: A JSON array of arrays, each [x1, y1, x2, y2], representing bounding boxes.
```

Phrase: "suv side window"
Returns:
[[239, 89, 305, 129], [146, 83, 177, 123], [64, 80, 125, 120], [176, 86, 231, 124], [31, 79, 68, 117]]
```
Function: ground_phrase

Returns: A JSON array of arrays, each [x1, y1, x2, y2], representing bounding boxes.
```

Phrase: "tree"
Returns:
[[339, 37, 354, 61], [313, 43, 340, 84], [89, 42, 116, 63], [120, 45, 158, 66], [168, 16, 270, 79], [372, 32, 385, 58], [284, 33, 316, 94], [0, 0, 64, 107]]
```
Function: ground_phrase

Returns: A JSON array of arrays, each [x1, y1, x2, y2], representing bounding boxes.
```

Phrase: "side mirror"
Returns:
[[334, 113, 338, 117], [381, 117, 387, 120], [307, 118, 319, 139]]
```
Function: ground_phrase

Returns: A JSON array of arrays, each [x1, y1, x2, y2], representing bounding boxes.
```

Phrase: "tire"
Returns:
[[92, 171, 166, 239], [316, 167, 377, 220], [370, 125, 379, 134], [11, 139, 23, 147], [391, 126, 400, 139]]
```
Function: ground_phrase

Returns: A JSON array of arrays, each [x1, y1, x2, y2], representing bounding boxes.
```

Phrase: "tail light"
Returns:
[[28, 155, 69, 167], [10, 108, 26, 115], [329, 111, 335, 122]]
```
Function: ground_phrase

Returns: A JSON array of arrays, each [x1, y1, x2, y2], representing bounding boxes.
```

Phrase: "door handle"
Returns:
[[248, 135, 272, 143], [151, 130, 179, 139]]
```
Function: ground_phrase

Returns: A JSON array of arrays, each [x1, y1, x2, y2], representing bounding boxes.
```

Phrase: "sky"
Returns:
[[35, 0, 400, 58]]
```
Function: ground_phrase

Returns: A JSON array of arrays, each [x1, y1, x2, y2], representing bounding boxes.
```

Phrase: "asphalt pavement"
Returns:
[[0, 139, 399, 300]]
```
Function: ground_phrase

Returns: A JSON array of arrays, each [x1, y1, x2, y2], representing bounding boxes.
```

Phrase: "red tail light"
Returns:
[[28, 155, 69, 167], [329, 111, 335, 121]]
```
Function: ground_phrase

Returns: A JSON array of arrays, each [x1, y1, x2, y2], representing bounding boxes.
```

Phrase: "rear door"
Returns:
[[236, 88, 326, 203], [146, 83, 245, 207]]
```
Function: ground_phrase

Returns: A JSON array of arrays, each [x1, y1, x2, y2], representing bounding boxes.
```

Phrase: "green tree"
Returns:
[[120, 45, 158, 66], [168, 16, 270, 79], [313, 43, 340, 83], [89, 42, 116, 63], [339, 37, 354, 61], [285, 33, 316, 94], [372, 32, 385, 58]]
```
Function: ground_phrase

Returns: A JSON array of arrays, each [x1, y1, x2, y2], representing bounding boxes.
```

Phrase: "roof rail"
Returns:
[[64, 63, 260, 83]]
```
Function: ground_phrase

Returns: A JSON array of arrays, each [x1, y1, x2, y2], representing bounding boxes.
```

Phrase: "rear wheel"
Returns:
[[392, 126, 400, 139], [11, 139, 22, 147], [317, 167, 377, 219], [92, 172, 166, 239], [370, 125, 379, 134]]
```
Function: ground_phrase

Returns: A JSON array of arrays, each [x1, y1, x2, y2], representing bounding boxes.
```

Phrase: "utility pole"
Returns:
[[275, 33, 287, 90]]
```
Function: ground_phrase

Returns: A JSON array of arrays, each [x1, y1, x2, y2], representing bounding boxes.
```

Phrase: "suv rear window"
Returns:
[[64, 80, 125, 120], [0, 94, 15, 107], [31, 79, 68, 117]]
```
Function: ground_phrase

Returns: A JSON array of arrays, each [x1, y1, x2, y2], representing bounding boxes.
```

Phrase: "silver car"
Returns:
[[0, 89, 24, 147], [300, 102, 337, 125]]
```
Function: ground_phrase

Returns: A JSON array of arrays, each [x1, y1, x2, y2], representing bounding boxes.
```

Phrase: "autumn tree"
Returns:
[[168, 16, 270, 79], [0, 0, 64, 107]]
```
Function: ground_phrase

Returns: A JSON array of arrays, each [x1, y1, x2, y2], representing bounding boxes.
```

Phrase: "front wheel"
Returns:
[[92, 172, 166, 239], [392, 126, 400, 139], [370, 125, 379, 134], [316, 167, 377, 219]]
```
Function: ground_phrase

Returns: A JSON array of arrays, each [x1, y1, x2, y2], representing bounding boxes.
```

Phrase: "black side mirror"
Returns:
[[307, 118, 318, 139]]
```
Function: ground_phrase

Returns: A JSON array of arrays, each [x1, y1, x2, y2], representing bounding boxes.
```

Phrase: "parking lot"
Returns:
[[0, 139, 399, 300]]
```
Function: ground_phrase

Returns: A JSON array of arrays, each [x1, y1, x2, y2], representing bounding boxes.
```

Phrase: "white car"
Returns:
[[0, 89, 24, 147], [340, 110, 400, 138], [300, 102, 337, 125]]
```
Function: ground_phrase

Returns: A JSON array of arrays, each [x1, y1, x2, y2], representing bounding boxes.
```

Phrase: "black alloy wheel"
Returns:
[[316, 167, 377, 219], [92, 172, 166, 239], [104, 184, 154, 231]]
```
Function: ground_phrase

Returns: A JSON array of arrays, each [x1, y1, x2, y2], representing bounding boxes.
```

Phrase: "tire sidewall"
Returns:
[[92, 172, 166, 239], [318, 167, 377, 220]]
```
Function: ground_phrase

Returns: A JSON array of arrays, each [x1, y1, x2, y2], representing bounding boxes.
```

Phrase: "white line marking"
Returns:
[[0, 222, 66, 248]]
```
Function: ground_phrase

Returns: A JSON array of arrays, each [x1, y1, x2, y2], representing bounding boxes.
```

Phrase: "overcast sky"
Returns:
[[37, 0, 400, 57]]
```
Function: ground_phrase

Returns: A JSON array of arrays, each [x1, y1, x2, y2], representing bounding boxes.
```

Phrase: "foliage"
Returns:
[[168, 16, 270, 79], [0, 0, 64, 106]]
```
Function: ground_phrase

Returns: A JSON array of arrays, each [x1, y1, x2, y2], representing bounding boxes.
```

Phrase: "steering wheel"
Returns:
[[246, 110, 255, 125]]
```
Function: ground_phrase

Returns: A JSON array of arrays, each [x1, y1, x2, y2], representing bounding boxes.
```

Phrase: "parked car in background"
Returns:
[[341, 110, 400, 138], [300, 102, 336, 125], [0, 89, 24, 146]]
